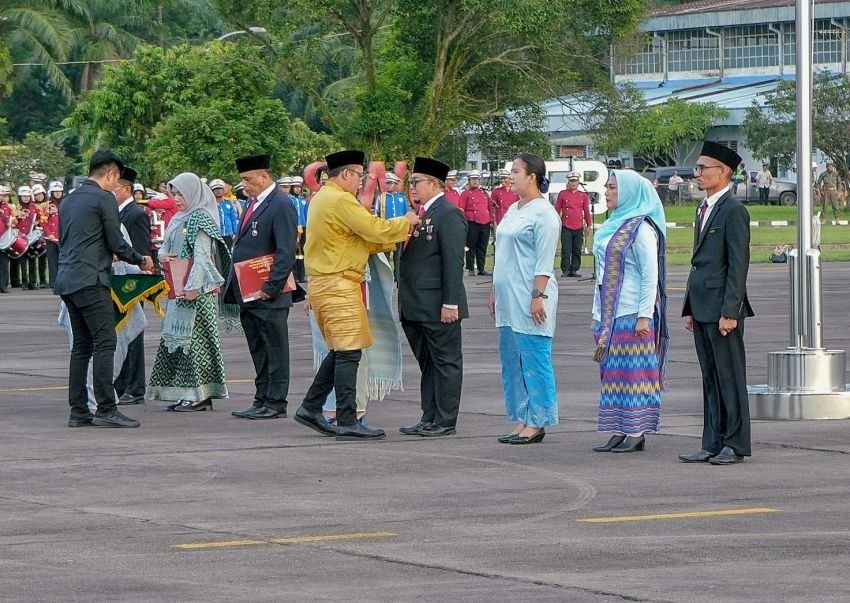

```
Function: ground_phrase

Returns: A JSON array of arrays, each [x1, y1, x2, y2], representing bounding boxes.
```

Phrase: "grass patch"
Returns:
[[592, 204, 840, 224]]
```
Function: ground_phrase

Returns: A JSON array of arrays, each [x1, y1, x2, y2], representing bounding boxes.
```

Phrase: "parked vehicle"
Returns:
[[746, 170, 797, 205]]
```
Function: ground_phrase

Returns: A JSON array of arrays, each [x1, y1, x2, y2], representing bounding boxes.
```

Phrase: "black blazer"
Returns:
[[399, 195, 469, 322], [54, 179, 143, 296], [682, 189, 755, 322], [224, 187, 299, 309], [119, 200, 152, 256]]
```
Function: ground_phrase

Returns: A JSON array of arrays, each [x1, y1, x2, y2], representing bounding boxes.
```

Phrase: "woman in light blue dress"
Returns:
[[488, 153, 561, 445]]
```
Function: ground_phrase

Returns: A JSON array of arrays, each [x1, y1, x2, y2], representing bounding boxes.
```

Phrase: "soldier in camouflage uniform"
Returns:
[[816, 161, 844, 223]]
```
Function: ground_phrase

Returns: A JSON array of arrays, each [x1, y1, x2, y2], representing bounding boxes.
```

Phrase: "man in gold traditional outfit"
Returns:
[[294, 150, 420, 441]]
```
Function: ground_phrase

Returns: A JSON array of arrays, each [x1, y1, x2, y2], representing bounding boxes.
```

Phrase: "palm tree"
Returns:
[[0, 0, 84, 98]]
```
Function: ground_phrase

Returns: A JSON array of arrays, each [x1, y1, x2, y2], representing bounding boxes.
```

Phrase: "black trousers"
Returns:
[[115, 332, 146, 397], [465, 222, 490, 273], [10, 257, 21, 286], [693, 319, 751, 456], [402, 319, 463, 427], [37, 252, 48, 285], [18, 254, 37, 287], [46, 241, 59, 288], [61, 285, 117, 417], [0, 252, 8, 292], [390, 243, 401, 282], [560, 227, 584, 275], [294, 232, 306, 283], [240, 305, 290, 410], [302, 349, 362, 426], [758, 187, 770, 204]]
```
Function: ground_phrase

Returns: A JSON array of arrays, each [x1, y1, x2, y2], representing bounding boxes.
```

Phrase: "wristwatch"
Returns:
[[531, 288, 548, 299]]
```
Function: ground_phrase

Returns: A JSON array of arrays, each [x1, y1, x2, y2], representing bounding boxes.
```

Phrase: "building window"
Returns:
[[667, 29, 721, 73], [724, 25, 779, 69], [814, 20, 843, 64], [715, 140, 739, 153], [783, 27, 796, 66], [555, 145, 587, 158], [614, 35, 663, 76]]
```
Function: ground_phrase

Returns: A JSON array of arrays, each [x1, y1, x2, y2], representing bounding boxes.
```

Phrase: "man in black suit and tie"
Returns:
[[225, 154, 300, 420], [55, 150, 153, 428], [680, 141, 755, 466], [113, 166, 152, 406], [398, 157, 468, 437]]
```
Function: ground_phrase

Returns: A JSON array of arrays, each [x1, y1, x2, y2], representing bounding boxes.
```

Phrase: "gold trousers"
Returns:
[[308, 272, 372, 351]]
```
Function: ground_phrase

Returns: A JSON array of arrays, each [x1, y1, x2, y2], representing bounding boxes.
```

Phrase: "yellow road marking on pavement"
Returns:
[[0, 379, 257, 393], [579, 507, 779, 523], [174, 531, 398, 550]]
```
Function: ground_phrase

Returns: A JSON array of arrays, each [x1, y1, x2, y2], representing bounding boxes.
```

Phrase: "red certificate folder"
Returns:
[[162, 258, 193, 299], [234, 254, 296, 302]]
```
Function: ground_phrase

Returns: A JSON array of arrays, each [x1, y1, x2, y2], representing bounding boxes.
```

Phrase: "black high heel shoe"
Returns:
[[593, 435, 626, 452], [498, 433, 520, 444], [611, 435, 645, 453], [510, 429, 545, 445], [172, 399, 213, 412]]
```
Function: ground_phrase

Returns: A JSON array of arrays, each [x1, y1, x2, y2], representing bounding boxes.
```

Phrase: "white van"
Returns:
[[503, 159, 609, 214]]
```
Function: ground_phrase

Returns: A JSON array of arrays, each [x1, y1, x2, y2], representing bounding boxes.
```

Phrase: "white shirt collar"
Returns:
[[704, 184, 730, 209], [422, 192, 442, 212], [255, 183, 276, 205], [117, 198, 134, 212]]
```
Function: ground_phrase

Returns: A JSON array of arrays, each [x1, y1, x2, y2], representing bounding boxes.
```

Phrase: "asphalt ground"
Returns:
[[1, 262, 850, 602]]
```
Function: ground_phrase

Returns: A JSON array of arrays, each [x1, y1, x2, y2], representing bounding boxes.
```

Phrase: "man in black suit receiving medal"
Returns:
[[680, 141, 755, 466], [55, 150, 154, 428], [224, 154, 300, 420], [398, 157, 468, 437]]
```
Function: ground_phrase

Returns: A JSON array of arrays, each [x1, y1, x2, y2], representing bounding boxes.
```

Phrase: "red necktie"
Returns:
[[241, 197, 258, 232], [698, 201, 708, 232]]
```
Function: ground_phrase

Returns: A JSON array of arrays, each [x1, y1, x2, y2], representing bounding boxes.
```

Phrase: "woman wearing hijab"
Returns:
[[146, 173, 235, 412], [489, 153, 561, 445], [591, 170, 669, 453]]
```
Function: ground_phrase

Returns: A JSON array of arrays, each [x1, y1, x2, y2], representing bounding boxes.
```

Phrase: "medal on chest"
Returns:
[[251, 221, 258, 237]]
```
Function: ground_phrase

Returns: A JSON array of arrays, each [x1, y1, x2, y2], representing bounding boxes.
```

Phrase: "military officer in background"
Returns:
[[444, 170, 461, 207], [458, 170, 493, 276], [490, 169, 519, 227], [289, 176, 308, 283], [816, 160, 844, 224], [0, 185, 12, 292]]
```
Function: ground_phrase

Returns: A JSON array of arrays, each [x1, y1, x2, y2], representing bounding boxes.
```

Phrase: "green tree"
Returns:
[[214, 0, 648, 158], [64, 41, 304, 182], [587, 86, 728, 167], [0, 131, 75, 184], [742, 72, 850, 178]]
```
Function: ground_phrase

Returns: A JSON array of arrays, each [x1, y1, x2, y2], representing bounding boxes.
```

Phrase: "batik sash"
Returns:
[[593, 216, 669, 390]]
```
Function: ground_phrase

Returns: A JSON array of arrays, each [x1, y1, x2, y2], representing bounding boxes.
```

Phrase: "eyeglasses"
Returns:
[[693, 164, 725, 175], [408, 177, 435, 187], [347, 168, 366, 180]]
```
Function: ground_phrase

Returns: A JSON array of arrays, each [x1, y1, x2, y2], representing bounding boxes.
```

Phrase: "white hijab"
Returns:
[[163, 172, 220, 244]]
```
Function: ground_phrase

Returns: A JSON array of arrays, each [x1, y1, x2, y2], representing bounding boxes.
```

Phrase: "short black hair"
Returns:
[[88, 149, 124, 177]]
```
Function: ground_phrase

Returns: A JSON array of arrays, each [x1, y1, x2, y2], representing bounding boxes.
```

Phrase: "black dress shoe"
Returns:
[[294, 406, 336, 436], [92, 410, 140, 428], [399, 421, 431, 435], [498, 433, 520, 444], [708, 445, 745, 465], [172, 399, 213, 412], [467, 269, 475, 276], [510, 429, 545, 445], [335, 422, 387, 441], [477, 270, 492, 276], [246, 406, 282, 420], [593, 434, 626, 452], [611, 435, 645, 453], [68, 413, 94, 427], [678, 449, 716, 463], [231, 403, 263, 418], [419, 425, 456, 437], [117, 393, 144, 405]]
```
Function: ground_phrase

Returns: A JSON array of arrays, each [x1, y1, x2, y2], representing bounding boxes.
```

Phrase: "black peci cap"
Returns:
[[235, 154, 271, 173], [325, 150, 365, 171], [120, 166, 137, 184], [411, 156, 450, 183], [89, 149, 125, 174], [700, 141, 741, 172]]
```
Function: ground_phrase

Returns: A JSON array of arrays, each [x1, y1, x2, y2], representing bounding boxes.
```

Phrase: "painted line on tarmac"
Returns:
[[0, 379, 257, 393], [173, 531, 398, 550], [578, 507, 779, 523]]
